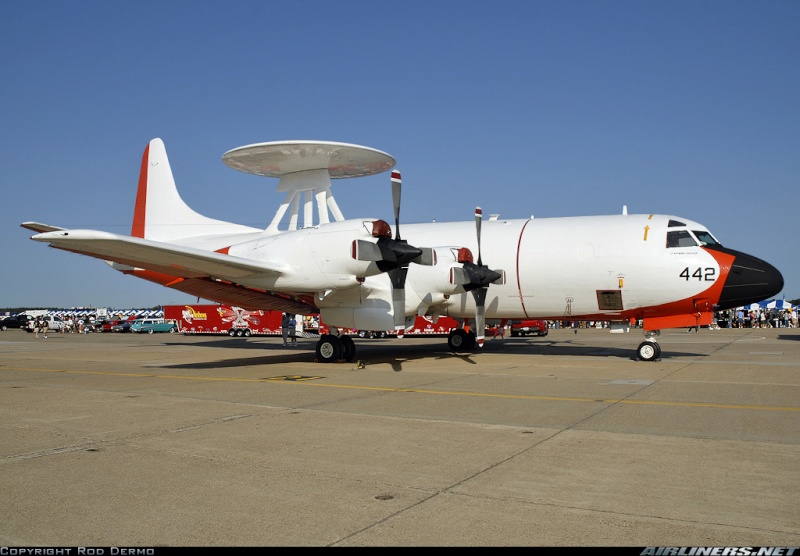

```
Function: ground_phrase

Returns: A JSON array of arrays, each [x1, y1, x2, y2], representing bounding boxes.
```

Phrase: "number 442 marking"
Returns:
[[680, 267, 716, 281]]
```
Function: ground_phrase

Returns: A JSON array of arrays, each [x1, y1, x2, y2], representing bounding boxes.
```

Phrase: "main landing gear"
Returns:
[[314, 328, 664, 362], [314, 334, 356, 364], [314, 329, 480, 363], [447, 328, 476, 352], [636, 330, 661, 361]]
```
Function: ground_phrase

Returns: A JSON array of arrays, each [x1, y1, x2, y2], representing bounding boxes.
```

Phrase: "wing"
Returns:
[[28, 228, 287, 280]]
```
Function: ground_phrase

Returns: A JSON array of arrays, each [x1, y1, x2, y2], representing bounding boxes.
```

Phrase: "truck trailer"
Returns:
[[163, 304, 459, 338], [163, 305, 285, 336]]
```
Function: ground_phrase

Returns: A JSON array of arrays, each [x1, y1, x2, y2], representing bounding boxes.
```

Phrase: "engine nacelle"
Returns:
[[226, 220, 391, 291], [406, 247, 471, 309]]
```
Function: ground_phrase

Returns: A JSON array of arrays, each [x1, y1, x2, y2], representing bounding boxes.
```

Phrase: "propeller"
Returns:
[[385, 171, 414, 337], [457, 208, 504, 348], [351, 170, 432, 338]]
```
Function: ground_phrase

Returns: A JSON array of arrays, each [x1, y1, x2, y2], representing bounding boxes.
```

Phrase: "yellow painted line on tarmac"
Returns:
[[4, 365, 798, 412]]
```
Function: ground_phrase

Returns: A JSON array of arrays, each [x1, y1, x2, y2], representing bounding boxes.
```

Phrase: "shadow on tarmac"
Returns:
[[156, 336, 704, 371]]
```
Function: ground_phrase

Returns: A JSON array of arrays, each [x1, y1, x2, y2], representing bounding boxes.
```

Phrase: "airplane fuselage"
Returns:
[[294, 214, 755, 331]]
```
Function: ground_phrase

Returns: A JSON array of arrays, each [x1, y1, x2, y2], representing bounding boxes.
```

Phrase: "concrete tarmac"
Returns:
[[1, 326, 798, 547]]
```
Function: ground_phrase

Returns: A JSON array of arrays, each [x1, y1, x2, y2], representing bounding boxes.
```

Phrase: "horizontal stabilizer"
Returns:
[[21, 222, 66, 234]]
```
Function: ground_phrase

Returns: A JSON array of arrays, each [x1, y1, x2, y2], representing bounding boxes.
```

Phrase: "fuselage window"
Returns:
[[666, 230, 697, 248]]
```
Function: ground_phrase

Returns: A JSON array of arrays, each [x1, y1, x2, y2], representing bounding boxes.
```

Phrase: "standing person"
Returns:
[[33, 317, 40, 338], [288, 314, 297, 346], [492, 319, 507, 340], [281, 312, 290, 347], [41, 317, 48, 339]]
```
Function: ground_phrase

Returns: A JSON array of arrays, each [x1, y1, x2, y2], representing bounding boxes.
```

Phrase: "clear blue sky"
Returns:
[[2, 0, 798, 310]]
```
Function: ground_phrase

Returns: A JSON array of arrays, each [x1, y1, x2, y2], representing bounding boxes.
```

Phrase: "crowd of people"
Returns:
[[544, 307, 797, 332], [714, 308, 796, 329], [31, 315, 92, 338]]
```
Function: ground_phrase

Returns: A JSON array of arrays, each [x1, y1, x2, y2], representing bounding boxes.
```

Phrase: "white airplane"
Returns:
[[22, 138, 783, 363]]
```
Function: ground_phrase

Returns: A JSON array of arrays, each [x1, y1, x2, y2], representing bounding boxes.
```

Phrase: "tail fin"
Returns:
[[132, 138, 258, 241]]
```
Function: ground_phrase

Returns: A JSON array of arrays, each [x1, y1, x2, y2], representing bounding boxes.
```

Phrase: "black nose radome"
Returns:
[[713, 247, 784, 310]]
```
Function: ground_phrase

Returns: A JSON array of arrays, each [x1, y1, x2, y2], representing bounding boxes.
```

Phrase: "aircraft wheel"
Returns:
[[340, 335, 356, 362], [637, 341, 661, 361], [448, 329, 475, 352], [316, 334, 342, 363]]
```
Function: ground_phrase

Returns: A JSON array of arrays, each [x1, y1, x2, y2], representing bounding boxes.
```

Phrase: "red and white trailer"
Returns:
[[164, 304, 459, 338], [163, 304, 285, 337]]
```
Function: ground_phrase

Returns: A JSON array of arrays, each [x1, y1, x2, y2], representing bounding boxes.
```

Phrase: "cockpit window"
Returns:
[[692, 230, 720, 247], [668, 219, 686, 227], [666, 230, 698, 248]]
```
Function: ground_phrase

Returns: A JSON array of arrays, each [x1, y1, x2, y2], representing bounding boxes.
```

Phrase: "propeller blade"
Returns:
[[450, 266, 470, 286], [389, 267, 407, 338], [389, 272, 409, 338], [473, 289, 487, 348], [392, 170, 402, 240], [352, 239, 383, 261], [475, 207, 483, 266]]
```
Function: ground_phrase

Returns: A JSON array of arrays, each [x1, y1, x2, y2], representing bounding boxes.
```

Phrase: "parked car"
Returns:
[[96, 319, 124, 332], [110, 320, 133, 333], [130, 318, 178, 334], [0, 315, 30, 331], [510, 319, 548, 337], [91, 319, 110, 332]]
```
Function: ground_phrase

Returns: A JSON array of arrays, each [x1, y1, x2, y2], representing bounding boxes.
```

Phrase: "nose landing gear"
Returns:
[[637, 330, 661, 361]]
